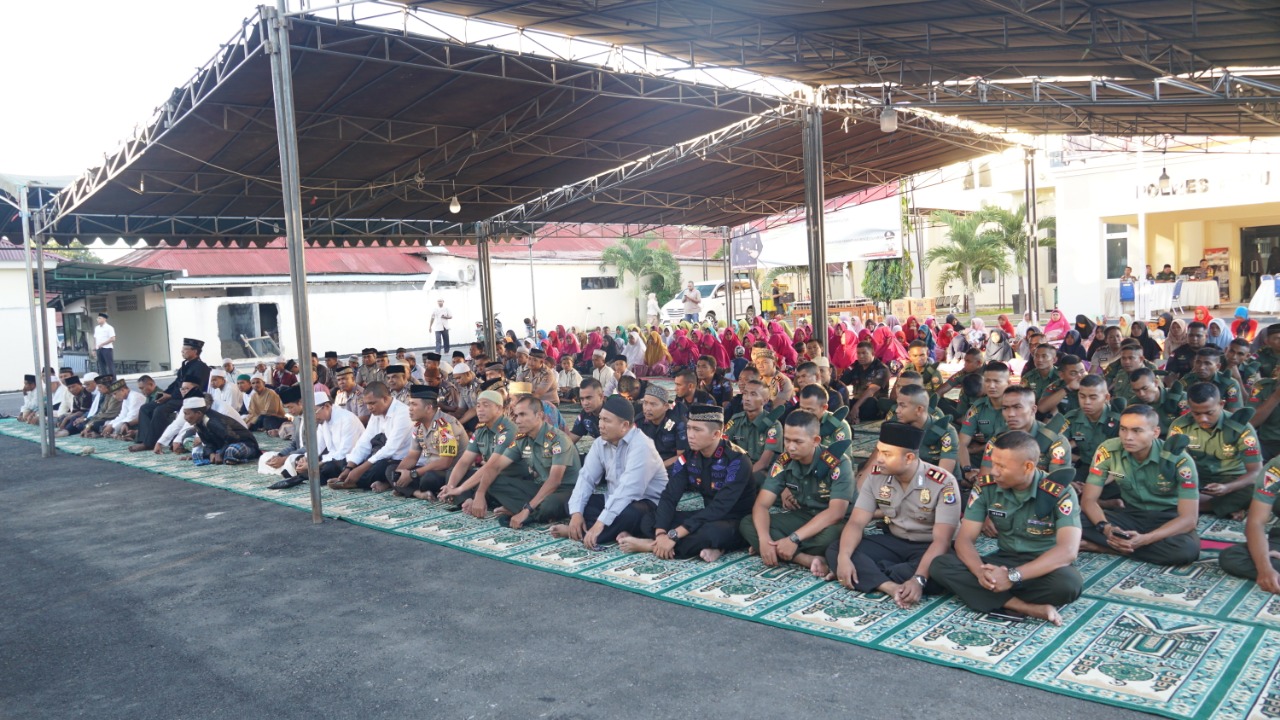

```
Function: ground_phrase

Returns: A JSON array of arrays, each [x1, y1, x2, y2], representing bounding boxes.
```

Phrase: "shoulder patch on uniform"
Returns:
[[1038, 478, 1068, 497], [1094, 445, 1112, 464], [974, 476, 997, 488], [941, 486, 958, 505], [925, 467, 949, 484], [1051, 443, 1067, 461], [1057, 497, 1074, 515]]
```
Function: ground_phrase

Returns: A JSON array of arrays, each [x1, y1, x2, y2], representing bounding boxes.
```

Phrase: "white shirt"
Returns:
[[109, 390, 146, 431], [93, 323, 116, 349], [316, 404, 364, 462], [568, 427, 668, 526], [682, 287, 701, 314], [349, 399, 413, 465], [429, 306, 452, 332], [21, 390, 39, 413], [592, 365, 616, 394], [86, 388, 102, 418], [212, 383, 244, 417]]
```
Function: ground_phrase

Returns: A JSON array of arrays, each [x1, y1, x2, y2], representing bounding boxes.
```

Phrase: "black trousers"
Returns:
[[137, 398, 179, 447], [1079, 508, 1200, 566], [580, 495, 656, 545], [638, 511, 747, 558], [825, 532, 944, 594], [356, 458, 402, 490], [250, 415, 285, 432], [97, 348, 114, 377]]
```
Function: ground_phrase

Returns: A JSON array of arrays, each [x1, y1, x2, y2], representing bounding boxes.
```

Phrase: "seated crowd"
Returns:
[[19, 313, 1280, 623]]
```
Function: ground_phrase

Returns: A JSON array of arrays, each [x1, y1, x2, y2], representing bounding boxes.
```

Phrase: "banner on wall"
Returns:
[[752, 195, 902, 268]]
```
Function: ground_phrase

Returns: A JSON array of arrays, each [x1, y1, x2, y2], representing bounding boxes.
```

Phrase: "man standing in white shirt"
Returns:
[[682, 280, 702, 323], [92, 313, 117, 376], [429, 298, 453, 356]]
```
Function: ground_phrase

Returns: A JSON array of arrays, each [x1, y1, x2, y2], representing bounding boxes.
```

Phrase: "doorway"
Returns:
[[1241, 225, 1280, 300]]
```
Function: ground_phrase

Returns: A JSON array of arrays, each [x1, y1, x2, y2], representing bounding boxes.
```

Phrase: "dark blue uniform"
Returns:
[[643, 440, 755, 557], [638, 411, 689, 462], [571, 410, 601, 441]]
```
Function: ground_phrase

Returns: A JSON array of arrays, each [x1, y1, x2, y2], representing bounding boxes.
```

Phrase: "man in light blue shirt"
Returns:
[[552, 395, 668, 550]]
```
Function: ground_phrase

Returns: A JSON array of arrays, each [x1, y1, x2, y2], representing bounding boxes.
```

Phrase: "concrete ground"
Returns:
[[0, 434, 1157, 720]]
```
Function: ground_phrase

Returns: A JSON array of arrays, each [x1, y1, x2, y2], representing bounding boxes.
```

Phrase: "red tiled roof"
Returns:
[[0, 237, 68, 264], [112, 238, 433, 276]]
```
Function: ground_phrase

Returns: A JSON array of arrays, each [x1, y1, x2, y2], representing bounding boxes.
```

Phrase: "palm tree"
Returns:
[[601, 235, 681, 325], [925, 210, 1011, 315], [975, 202, 1056, 304]]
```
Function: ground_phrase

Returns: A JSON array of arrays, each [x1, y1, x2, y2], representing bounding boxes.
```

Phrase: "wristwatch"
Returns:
[[961, 465, 974, 475], [523, 502, 534, 513], [1095, 520, 1110, 534], [667, 529, 681, 540], [1006, 568, 1023, 585], [788, 532, 802, 545], [409, 468, 420, 481], [913, 575, 927, 588]]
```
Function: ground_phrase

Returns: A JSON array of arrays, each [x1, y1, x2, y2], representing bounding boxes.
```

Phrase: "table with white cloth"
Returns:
[[1104, 279, 1220, 318], [1249, 276, 1280, 314]]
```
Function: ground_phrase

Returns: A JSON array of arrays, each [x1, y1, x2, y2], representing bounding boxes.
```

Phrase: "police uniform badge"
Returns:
[[919, 488, 931, 504], [878, 484, 893, 500]]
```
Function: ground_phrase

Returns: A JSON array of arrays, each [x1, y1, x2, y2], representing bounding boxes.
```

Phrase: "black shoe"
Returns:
[[268, 475, 304, 490]]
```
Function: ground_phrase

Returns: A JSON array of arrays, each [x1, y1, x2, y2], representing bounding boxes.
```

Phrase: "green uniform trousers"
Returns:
[[738, 509, 843, 557], [931, 551, 1083, 613], [1219, 541, 1280, 580], [1203, 476, 1254, 517], [486, 474, 573, 524], [1079, 509, 1201, 566]]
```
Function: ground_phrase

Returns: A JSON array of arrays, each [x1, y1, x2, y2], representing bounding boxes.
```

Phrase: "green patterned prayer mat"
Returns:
[[8, 415, 1280, 720]]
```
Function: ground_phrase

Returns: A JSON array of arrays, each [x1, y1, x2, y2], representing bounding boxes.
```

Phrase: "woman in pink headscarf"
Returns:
[[767, 321, 799, 369], [699, 328, 730, 367], [830, 325, 858, 373], [902, 316, 920, 345], [1042, 309, 1071, 343], [582, 331, 604, 359], [668, 329, 698, 369], [720, 325, 742, 364], [871, 325, 909, 372], [543, 329, 562, 363]]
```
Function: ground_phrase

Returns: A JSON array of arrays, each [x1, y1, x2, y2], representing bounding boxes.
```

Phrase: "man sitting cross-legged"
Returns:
[[827, 422, 962, 609], [436, 389, 527, 513], [617, 404, 756, 562], [1078, 405, 1201, 566], [186, 396, 261, 466], [268, 390, 366, 489], [739, 410, 853, 576], [388, 386, 467, 499], [550, 395, 668, 550], [328, 382, 413, 491], [486, 394, 580, 528], [931, 432, 1083, 626]]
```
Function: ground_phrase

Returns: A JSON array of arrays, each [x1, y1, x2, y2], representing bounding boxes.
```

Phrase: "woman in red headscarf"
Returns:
[[668, 329, 698, 369], [871, 326, 909, 372], [830, 325, 858, 373], [1193, 306, 1213, 326], [543, 329, 561, 363], [902, 316, 920, 344], [699, 328, 730, 367], [720, 325, 742, 364], [582, 331, 604, 359], [559, 325, 581, 359], [997, 313, 1016, 338], [768, 321, 799, 369], [934, 319, 955, 357]]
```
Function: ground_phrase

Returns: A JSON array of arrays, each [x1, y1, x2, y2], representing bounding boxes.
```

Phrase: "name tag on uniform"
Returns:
[[988, 509, 1007, 518]]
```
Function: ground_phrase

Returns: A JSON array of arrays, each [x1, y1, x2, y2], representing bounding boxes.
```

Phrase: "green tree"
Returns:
[[43, 240, 99, 263], [924, 210, 1011, 315], [601, 235, 680, 325], [863, 256, 912, 305], [974, 203, 1056, 304]]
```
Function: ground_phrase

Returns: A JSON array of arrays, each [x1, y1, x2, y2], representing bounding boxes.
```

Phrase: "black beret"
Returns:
[[324, 351, 339, 359], [182, 338, 205, 351], [424, 352, 442, 362]]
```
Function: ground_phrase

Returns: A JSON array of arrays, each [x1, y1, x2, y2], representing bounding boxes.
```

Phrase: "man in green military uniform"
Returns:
[[1249, 367, 1280, 460], [931, 432, 1083, 625], [1257, 324, 1280, 380], [1170, 382, 1264, 518], [1129, 368, 1187, 434], [1061, 375, 1122, 483], [979, 386, 1072, 478], [938, 348, 984, 417], [957, 362, 1013, 483], [484, 394, 580, 528], [725, 379, 783, 480], [828, 422, 962, 608], [1105, 341, 1154, 402], [1225, 338, 1261, 397], [892, 340, 943, 399], [893, 384, 959, 475], [1177, 347, 1244, 411], [1079, 406, 1201, 566], [1037, 355, 1088, 420], [1021, 344, 1059, 399], [741, 411, 853, 576], [1219, 458, 1280, 592], [438, 389, 526, 513], [796, 384, 854, 462]]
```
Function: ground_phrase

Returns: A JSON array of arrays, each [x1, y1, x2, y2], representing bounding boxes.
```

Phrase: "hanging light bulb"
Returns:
[[448, 195, 461, 214], [879, 106, 898, 133], [1158, 168, 1171, 191]]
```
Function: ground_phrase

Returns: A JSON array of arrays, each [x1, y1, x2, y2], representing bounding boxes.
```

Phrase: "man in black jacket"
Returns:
[[185, 396, 261, 465], [130, 338, 211, 452]]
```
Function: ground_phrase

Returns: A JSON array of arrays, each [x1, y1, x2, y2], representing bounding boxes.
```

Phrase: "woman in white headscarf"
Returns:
[[1207, 318, 1234, 351], [646, 292, 661, 326], [624, 326, 648, 374]]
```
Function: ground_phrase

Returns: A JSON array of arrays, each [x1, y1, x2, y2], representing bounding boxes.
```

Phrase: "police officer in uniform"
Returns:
[[1169, 382, 1263, 517], [741, 411, 854, 576], [636, 383, 688, 469], [1061, 375, 1122, 483], [489, 394, 580, 529], [828, 422, 962, 609], [1079, 406, 1201, 566], [437, 389, 527, 514], [1129, 368, 1187, 434], [619, 405, 756, 562], [957, 362, 1013, 484], [724, 379, 784, 480], [390, 386, 465, 498], [1219, 457, 1280, 591], [932, 432, 1083, 626]]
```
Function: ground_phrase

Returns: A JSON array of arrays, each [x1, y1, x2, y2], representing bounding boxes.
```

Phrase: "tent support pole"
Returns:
[[267, 1, 322, 524], [19, 185, 50, 458], [477, 224, 496, 359], [803, 105, 829, 354]]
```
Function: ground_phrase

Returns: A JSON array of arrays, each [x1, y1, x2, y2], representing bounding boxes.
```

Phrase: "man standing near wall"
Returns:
[[92, 313, 116, 377], [430, 298, 453, 356]]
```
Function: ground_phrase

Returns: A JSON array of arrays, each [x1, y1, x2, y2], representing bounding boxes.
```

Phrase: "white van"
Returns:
[[660, 276, 759, 325]]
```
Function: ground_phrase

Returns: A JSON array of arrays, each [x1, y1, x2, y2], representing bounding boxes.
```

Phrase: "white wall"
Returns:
[[0, 305, 56, 393]]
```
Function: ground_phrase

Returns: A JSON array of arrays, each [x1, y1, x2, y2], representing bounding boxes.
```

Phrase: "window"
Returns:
[[963, 164, 976, 190], [216, 302, 281, 359], [580, 276, 619, 290], [87, 297, 108, 313], [1105, 224, 1128, 280], [977, 162, 992, 188], [1046, 226, 1059, 283], [226, 287, 253, 297], [979, 269, 996, 284], [115, 294, 138, 312]]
